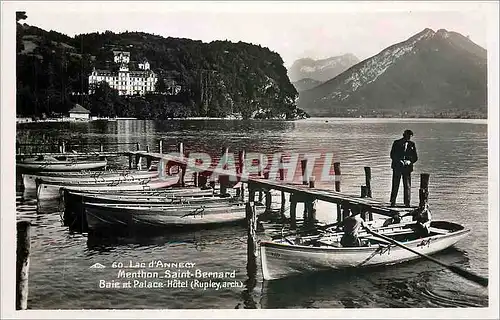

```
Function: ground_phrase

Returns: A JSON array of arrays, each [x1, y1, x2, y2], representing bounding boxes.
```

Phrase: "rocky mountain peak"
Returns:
[[297, 28, 487, 118]]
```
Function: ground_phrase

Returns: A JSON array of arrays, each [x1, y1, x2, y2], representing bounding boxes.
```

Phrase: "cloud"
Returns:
[[17, 1, 491, 67]]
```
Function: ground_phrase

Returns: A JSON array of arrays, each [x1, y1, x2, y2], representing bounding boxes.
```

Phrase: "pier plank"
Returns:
[[127, 151, 416, 216]]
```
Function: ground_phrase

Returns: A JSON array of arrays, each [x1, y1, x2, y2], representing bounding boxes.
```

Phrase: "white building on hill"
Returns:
[[88, 51, 158, 96]]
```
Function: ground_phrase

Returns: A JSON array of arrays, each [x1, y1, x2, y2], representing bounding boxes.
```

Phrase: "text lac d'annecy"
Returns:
[[111, 260, 196, 269]]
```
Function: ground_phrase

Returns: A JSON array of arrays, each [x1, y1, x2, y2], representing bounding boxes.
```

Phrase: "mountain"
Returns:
[[16, 16, 306, 120], [298, 28, 487, 118], [292, 78, 323, 92], [288, 54, 360, 82]]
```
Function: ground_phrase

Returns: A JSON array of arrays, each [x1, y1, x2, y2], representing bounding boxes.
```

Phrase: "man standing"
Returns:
[[390, 129, 418, 207]]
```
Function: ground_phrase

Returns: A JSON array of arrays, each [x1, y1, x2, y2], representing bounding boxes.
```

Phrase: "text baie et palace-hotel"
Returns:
[[88, 51, 158, 96]]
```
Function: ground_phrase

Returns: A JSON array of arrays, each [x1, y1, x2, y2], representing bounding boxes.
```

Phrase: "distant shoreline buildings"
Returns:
[[88, 51, 181, 96]]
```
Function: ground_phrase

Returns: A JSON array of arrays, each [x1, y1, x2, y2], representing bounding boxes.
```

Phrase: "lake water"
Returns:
[[15, 118, 489, 309]]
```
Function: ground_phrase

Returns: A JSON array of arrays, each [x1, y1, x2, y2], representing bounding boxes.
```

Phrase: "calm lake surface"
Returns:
[[16, 118, 489, 309]]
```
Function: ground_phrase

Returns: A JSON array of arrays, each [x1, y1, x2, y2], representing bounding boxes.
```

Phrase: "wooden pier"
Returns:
[[17, 139, 432, 304], [16, 140, 421, 218], [126, 148, 418, 216]]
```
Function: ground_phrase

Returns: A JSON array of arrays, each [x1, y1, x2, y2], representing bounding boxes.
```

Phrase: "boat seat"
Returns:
[[428, 227, 449, 235]]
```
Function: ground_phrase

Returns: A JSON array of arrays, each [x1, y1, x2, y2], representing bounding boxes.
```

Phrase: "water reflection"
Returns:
[[16, 119, 488, 309], [85, 224, 248, 252]]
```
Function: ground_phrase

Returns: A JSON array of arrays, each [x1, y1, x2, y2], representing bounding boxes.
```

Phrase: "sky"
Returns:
[[9, 1, 496, 67]]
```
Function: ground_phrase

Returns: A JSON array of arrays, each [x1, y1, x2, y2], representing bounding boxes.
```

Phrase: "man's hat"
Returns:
[[403, 129, 414, 136]]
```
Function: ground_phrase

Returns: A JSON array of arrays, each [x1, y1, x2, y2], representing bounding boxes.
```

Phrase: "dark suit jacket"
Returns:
[[390, 138, 418, 172]]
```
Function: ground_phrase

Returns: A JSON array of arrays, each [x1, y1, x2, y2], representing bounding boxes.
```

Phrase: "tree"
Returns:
[[89, 81, 119, 117], [16, 23, 302, 119], [155, 78, 167, 94], [16, 11, 27, 22]]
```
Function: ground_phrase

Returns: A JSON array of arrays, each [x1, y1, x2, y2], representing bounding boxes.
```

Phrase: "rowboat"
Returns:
[[17, 157, 107, 172], [24, 168, 145, 177], [36, 175, 180, 200], [23, 170, 159, 189], [83, 202, 266, 230], [61, 187, 216, 198], [62, 191, 235, 206], [259, 221, 470, 281], [61, 188, 224, 229]]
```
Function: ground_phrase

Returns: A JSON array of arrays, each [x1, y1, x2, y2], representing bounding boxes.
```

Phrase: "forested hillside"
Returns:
[[16, 12, 307, 120]]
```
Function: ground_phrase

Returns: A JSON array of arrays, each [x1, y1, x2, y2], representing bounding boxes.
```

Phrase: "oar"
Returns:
[[365, 228, 488, 288], [271, 220, 343, 240]]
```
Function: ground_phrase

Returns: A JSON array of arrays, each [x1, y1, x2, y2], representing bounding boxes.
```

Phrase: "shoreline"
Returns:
[[16, 116, 487, 124]]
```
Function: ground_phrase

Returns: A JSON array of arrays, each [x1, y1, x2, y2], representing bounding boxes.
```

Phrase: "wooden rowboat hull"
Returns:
[[62, 189, 224, 229], [63, 192, 236, 207], [260, 221, 470, 281], [23, 170, 158, 189], [62, 187, 215, 198], [84, 202, 266, 230], [37, 176, 179, 200], [17, 160, 107, 172]]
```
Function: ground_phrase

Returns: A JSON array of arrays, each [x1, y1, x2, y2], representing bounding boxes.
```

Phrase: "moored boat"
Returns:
[[61, 187, 215, 198], [17, 157, 107, 172], [61, 188, 225, 229], [259, 221, 470, 281], [36, 175, 180, 200], [62, 190, 235, 207], [83, 201, 266, 231], [23, 170, 159, 189]]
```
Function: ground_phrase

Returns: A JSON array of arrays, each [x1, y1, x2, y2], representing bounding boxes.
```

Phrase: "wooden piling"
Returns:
[[16, 221, 31, 310], [308, 176, 315, 188], [146, 145, 150, 153], [180, 164, 187, 187], [238, 150, 245, 175], [257, 154, 263, 199], [305, 176, 317, 225], [334, 162, 341, 191], [209, 175, 216, 190], [159, 140, 163, 154], [193, 172, 198, 187], [246, 202, 258, 276], [135, 155, 141, 170], [248, 185, 256, 203], [289, 194, 297, 230], [238, 150, 250, 200], [62, 141, 66, 153], [364, 166, 372, 198], [361, 185, 368, 198], [301, 159, 308, 185], [136, 142, 140, 151], [279, 155, 286, 218], [219, 175, 229, 196], [334, 162, 342, 222], [100, 143, 104, 152], [198, 174, 208, 188], [239, 183, 244, 201], [265, 191, 272, 213], [419, 173, 430, 208], [360, 186, 368, 221]]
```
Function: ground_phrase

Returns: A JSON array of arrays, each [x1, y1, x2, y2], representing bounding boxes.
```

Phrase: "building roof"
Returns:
[[113, 51, 130, 56], [69, 104, 90, 114]]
